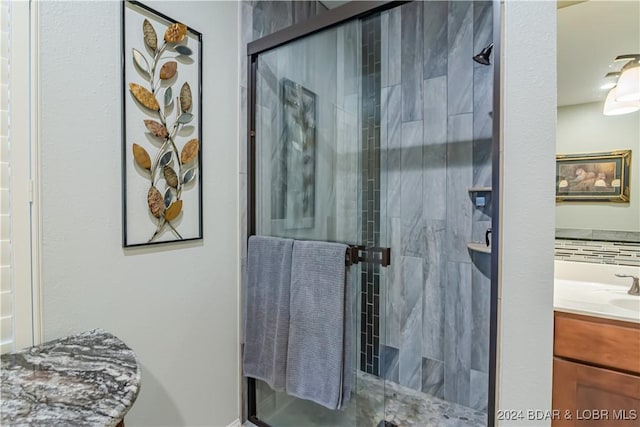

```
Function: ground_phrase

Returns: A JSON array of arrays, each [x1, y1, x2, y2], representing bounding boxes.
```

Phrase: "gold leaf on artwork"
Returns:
[[180, 82, 192, 112], [180, 138, 199, 164], [144, 120, 169, 138], [132, 143, 152, 170], [143, 19, 158, 52], [147, 187, 165, 217], [129, 83, 159, 111], [163, 166, 179, 188], [164, 199, 183, 222], [160, 61, 177, 80], [164, 23, 187, 43]]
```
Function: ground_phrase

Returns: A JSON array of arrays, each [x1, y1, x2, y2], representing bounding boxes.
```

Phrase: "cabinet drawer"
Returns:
[[554, 312, 640, 374]]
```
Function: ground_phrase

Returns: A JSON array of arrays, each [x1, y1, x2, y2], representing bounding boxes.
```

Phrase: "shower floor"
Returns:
[[258, 372, 486, 427]]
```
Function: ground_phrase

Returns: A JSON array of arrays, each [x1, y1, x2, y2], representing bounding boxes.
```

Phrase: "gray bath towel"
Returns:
[[286, 240, 351, 410], [243, 235, 294, 392]]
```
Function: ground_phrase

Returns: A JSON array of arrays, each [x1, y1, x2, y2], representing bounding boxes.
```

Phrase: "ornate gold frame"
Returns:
[[556, 150, 631, 202]]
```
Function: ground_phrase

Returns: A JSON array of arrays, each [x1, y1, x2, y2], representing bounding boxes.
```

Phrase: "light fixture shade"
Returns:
[[615, 66, 640, 102], [603, 87, 640, 116]]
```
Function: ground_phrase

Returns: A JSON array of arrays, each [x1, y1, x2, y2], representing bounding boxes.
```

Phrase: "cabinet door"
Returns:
[[553, 358, 640, 427]]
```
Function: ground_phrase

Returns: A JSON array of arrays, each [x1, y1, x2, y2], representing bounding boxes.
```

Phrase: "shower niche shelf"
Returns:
[[467, 242, 491, 254], [468, 187, 492, 193]]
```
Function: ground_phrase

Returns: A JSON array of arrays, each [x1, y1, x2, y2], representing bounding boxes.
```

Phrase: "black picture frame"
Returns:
[[122, 0, 203, 247]]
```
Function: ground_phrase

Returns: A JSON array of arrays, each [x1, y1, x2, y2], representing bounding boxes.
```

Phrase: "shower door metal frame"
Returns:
[[245, 2, 502, 426]]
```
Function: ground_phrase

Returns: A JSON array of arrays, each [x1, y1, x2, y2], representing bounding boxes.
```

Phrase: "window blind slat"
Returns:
[[0, 315, 13, 345], [1, 289, 11, 317], [0, 265, 9, 292], [0, 0, 13, 354]]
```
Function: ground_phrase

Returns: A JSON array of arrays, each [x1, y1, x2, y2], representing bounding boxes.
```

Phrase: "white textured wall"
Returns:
[[557, 102, 640, 232], [498, 1, 555, 424], [39, 1, 240, 426]]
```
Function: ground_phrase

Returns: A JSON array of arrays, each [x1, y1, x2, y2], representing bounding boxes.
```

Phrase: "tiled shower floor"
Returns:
[[259, 372, 486, 427]]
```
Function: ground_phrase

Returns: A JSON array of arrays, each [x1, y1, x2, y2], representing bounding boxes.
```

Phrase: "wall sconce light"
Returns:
[[602, 54, 640, 116]]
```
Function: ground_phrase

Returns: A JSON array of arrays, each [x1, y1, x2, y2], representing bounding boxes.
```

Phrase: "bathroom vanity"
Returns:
[[553, 261, 640, 427], [0, 329, 141, 426]]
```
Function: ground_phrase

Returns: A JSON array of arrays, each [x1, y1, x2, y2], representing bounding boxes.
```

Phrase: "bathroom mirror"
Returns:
[[557, 0, 640, 243]]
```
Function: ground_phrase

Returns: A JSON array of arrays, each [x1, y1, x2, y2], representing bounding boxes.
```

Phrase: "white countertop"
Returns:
[[554, 261, 640, 323]]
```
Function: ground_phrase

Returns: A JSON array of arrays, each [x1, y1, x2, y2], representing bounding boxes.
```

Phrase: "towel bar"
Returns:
[[346, 245, 391, 267]]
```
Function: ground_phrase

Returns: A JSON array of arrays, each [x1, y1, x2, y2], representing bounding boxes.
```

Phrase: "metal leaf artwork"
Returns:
[[164, 188, 173, 207], [180, 138, 199, 164], [129, 83, 159, 111], [180, 82, 192, 112], [143, 19, 157, 52], [175, 45, 192, 56], [164, 87, 173, 107], [164, 199, 182, 221], [127, 12, 198, 244], [164, 166, 179, 188], [147, 187, 164, 217], [132, 143, 151, 170], [144, 120, 169, 139], [177, 113, 193, 124], [160, 61, 177, 80], [159, 151, 173, 167], [132, 48, 150, 76], [164, 23, 187, 43], [183, 168, 196, 184]]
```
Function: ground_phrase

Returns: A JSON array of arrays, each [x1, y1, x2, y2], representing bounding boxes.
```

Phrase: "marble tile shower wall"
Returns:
[[379, 1, 493, 412]]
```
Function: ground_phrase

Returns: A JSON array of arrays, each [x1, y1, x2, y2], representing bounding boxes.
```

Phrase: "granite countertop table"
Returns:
[[1, 329, 141, 427]]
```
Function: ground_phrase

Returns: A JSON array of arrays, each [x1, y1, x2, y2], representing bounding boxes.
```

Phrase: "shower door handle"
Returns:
[[347, 246, 391, 267], [380, 247, 391, 267]]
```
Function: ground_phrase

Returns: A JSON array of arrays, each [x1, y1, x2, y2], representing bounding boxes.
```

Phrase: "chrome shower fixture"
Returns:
[[473, 42, 494, 65]]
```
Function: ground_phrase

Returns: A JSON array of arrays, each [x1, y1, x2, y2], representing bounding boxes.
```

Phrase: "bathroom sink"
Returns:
[[554, 278, 640, 323], [554, 261, 640, 323], [609, 298, 640, 313]]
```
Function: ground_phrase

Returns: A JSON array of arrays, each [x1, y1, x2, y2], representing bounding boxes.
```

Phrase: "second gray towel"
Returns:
[[243, 235, 293, 392], [286, 240, 350, 410]]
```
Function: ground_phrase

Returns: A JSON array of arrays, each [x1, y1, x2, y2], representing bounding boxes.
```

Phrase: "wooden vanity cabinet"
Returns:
[[552, 311, 640, 427]]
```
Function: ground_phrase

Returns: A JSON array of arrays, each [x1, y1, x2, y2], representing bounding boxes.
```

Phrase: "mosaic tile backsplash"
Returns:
[[555, 239, 640, 267]]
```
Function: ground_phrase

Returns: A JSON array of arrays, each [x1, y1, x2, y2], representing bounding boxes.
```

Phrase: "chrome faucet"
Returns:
[[615, 274, 640, 296]]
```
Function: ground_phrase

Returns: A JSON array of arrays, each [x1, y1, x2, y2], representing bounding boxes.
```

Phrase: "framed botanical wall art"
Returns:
[[122, 1, 202, 247], [556, 150, 631, 202]]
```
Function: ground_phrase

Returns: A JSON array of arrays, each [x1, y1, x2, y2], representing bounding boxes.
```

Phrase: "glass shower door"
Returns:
[[252, 18, 378, 427], [249, 1, 495, 426]]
